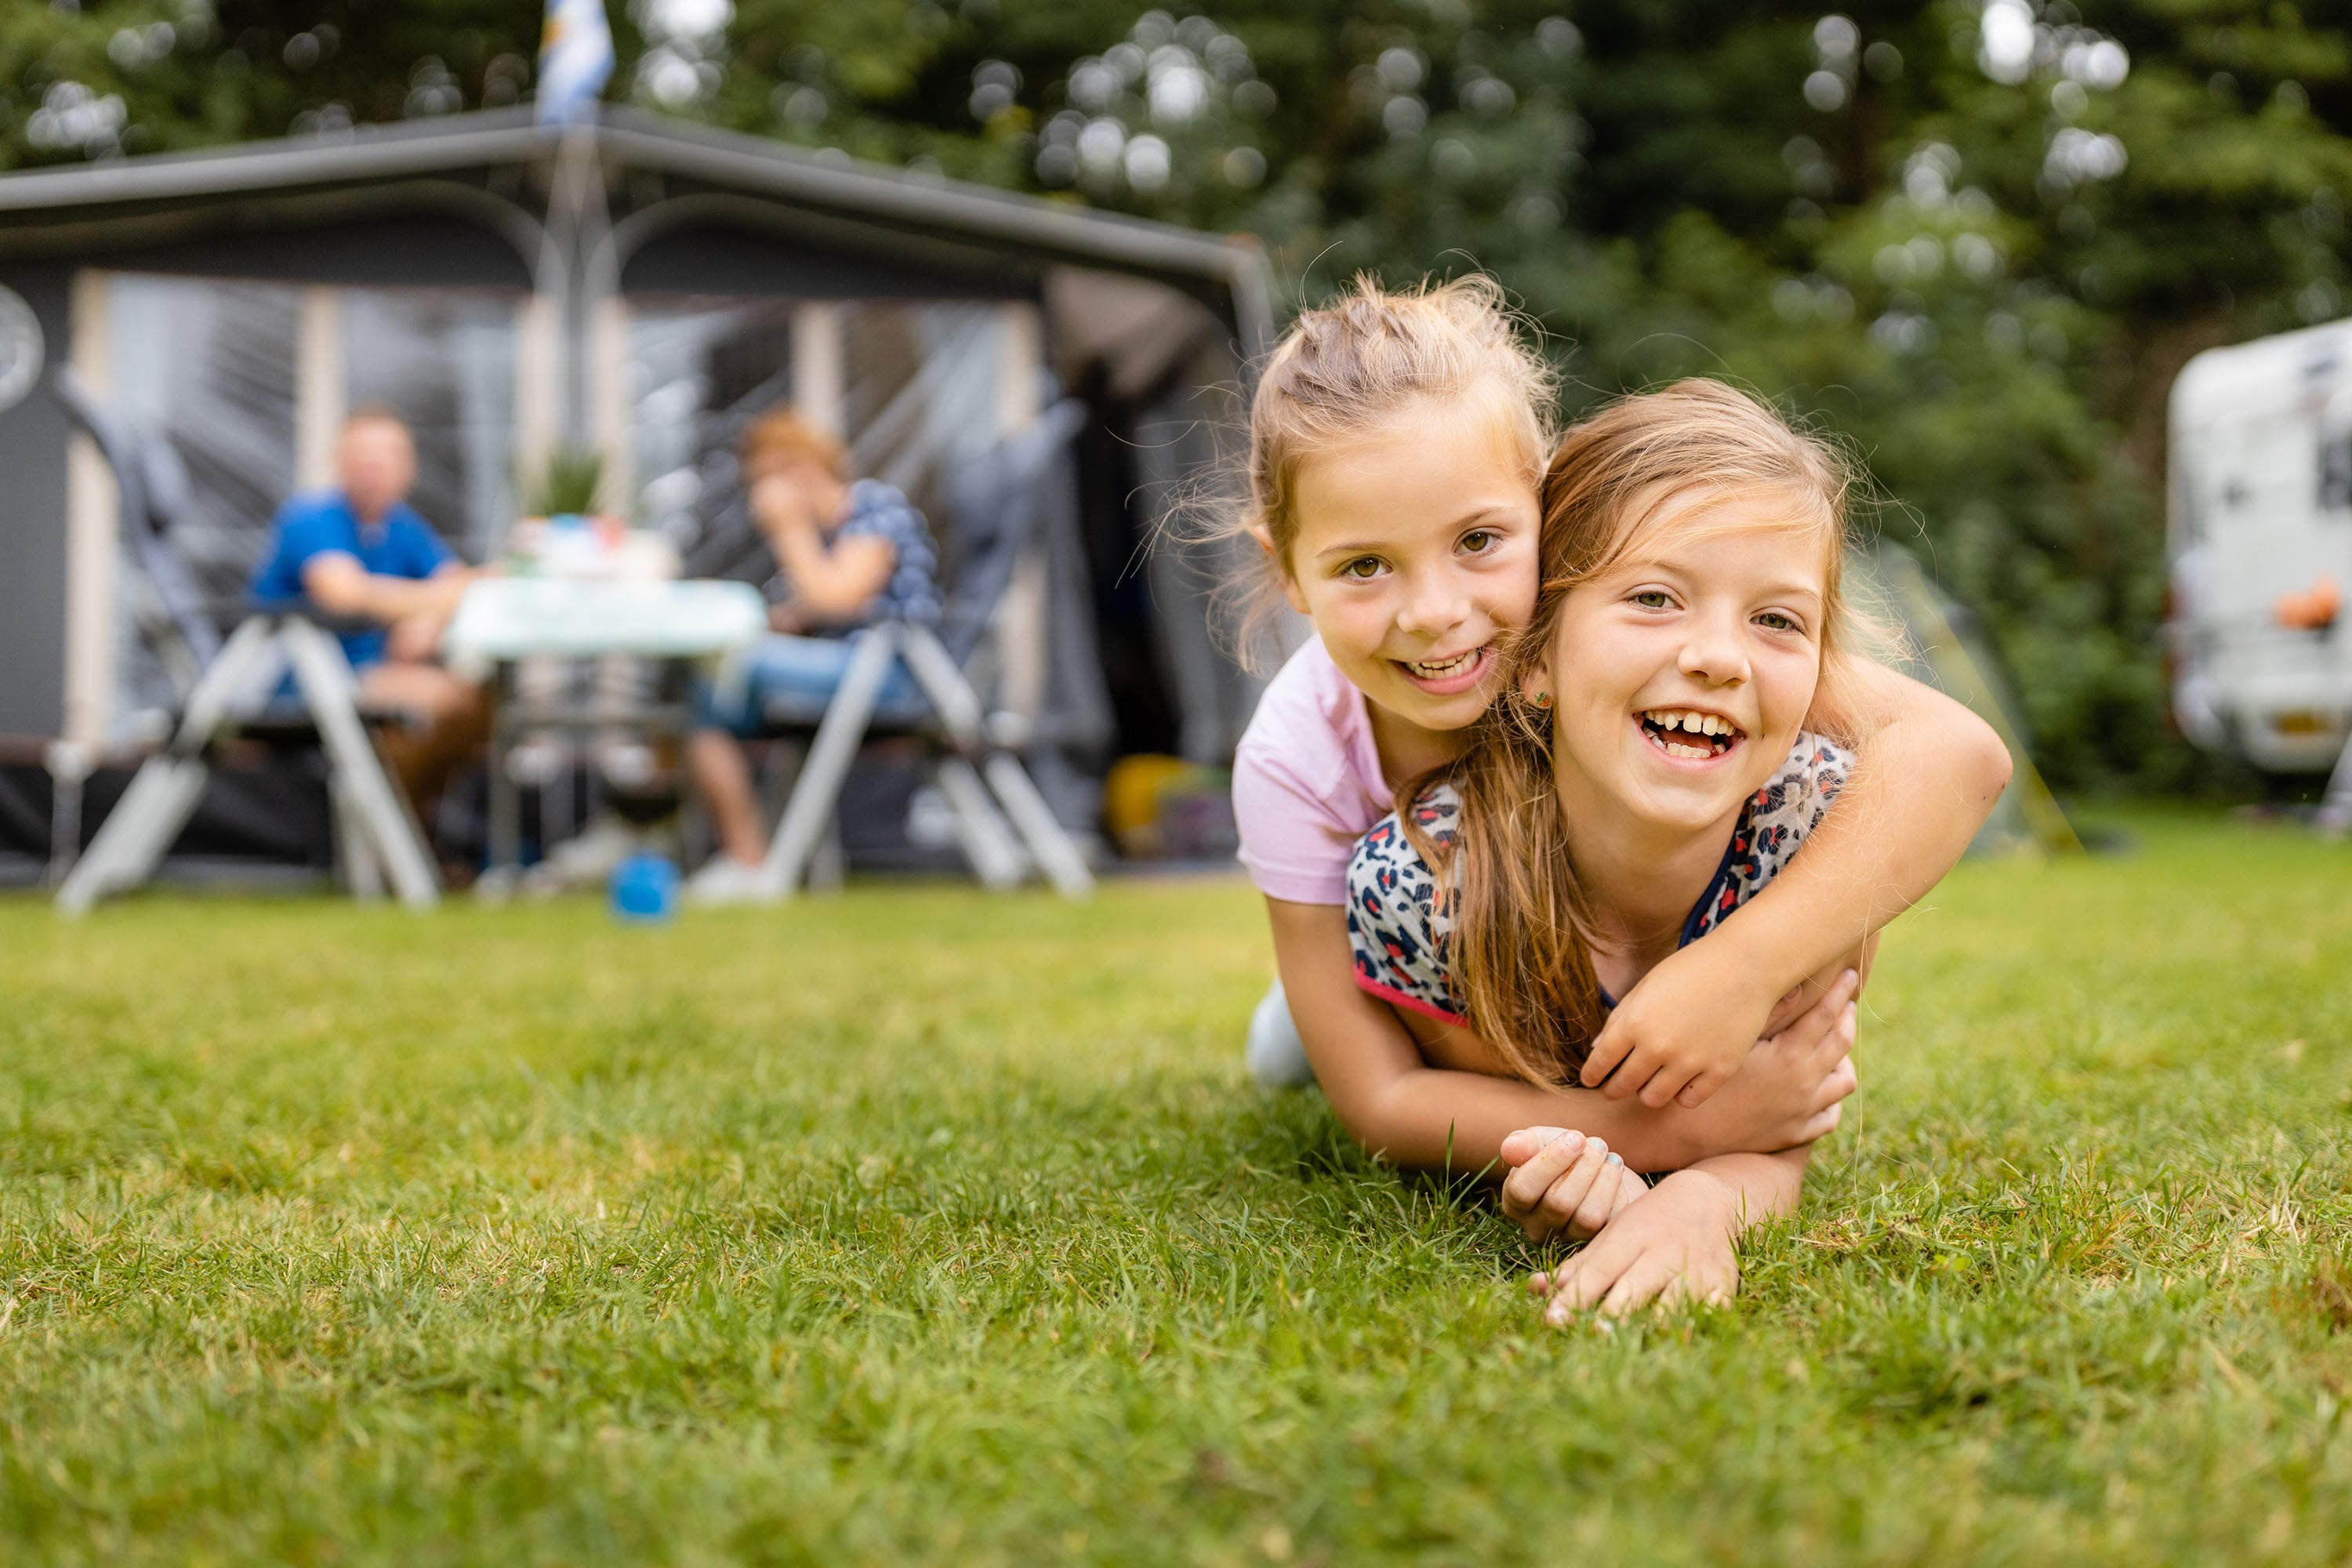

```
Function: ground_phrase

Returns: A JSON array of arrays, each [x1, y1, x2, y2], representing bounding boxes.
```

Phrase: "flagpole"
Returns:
[[536, 0, 617, 459]]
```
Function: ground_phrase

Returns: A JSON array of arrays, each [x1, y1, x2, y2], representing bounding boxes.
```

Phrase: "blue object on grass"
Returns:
[[608, 853, 679, 923]]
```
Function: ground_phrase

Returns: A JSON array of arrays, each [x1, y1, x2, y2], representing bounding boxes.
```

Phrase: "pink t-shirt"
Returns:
[[1233, 637, 1394, 905]]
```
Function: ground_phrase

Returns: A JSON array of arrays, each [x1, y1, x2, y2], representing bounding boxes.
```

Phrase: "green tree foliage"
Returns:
[[5, 0, 2344, 789], [0, 4, 560, 154]]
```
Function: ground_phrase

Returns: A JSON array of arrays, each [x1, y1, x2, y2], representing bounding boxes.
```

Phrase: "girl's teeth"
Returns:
[[1408, 650, 1476, 677], [1643, 709, 1737, 738], [1662, 740, 1711, 759]]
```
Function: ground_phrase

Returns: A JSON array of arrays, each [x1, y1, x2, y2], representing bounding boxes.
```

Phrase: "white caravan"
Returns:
[[2169, 318, 2352, 772]]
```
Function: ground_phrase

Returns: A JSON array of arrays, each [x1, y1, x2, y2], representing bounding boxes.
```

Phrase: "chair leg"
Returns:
[[756, 625, 900, 900], [899, 625, 1093, 899], [895, 624, 989, 743], [281, 620, 440, 911], [932, 757, 1027, 890], [332, 775, 387, 901], [980, 753, 1095, 899], [56, 758, 209, 916], [55, 615, 283, 917], [758, 737, 807, 834], [809, 815, 847, 892], [176, 616, 284, 740], [43, 742, 92, 891]]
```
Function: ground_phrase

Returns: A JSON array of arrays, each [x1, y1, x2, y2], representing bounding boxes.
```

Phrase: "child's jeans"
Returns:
[[1246, 979, 1317, 1090]]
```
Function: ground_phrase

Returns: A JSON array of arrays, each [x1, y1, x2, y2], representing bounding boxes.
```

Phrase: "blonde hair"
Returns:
[[1407, 378, 1871, 1088], [1223, 274, 1557, 659], [741, 405, 848, 481]]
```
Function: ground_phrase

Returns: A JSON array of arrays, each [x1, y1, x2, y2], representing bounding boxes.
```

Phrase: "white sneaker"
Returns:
[[1246, 978, 1318, 1090], [684, 855, 771, 906], [546, 815, 637, 889]]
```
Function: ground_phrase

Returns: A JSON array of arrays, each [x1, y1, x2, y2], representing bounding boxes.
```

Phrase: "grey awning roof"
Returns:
[[0, 106, 550, 212], [0, 105, 1273, 351]]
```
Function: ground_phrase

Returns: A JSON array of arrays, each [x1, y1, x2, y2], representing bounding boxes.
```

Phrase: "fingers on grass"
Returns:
[[1599, 1254, 1684, 1318], [1501, 1126, 1573, 1166], [1548, 1238, 1628, 1318], [1502, 1131, 1586, 1218], [1539, 1138, 1609, 1219], [1813, 1055, 1857, 1114], [1567, 1151, 1623, 1239], [1610, 1165, 1646, 1219], [1543, 1268, 1583, 1327], [1698, 1261, 1739, 1307]]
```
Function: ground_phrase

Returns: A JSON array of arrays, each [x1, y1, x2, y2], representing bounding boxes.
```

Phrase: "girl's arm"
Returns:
[[1269, 899, 1851, 1176], [1498, 977, 1858, 1246], [1533, 1147, 1810, 1319], [1581, 663, 2010, 1107], [767, 520, 896, 622]]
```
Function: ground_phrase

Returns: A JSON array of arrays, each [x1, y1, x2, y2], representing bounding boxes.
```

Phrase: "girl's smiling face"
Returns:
[[1279, 397, 1542, 744], [1531, 486, 1831, 839]]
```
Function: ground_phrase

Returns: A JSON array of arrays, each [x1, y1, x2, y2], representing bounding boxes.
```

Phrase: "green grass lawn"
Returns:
[[2, 812, 2350, 1565]]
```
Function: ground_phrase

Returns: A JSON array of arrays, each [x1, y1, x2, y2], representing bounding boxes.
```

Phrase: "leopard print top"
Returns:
[[1345, 733, 1854, 1025]]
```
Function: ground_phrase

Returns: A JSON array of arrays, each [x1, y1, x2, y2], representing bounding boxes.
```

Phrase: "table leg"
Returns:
[[487, 661, 521, 890]]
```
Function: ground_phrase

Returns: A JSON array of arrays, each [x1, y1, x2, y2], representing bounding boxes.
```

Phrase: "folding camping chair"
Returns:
[[52, 368, 223, 689], [50, 373, 438, 915], [56, 608, 441, 914], [752, 400, 1095, 901]]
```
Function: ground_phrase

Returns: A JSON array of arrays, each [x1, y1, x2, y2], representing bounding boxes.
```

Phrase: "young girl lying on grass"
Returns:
[[1351, 378, 1900, 1317], [1226, 279, 2009, 1305]]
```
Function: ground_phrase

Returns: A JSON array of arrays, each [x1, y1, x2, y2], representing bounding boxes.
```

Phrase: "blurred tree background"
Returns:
[[4, 0, 2345, 792]]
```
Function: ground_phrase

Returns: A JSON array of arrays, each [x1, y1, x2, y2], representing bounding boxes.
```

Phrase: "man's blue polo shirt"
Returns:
[[250, 491, 456, 668]]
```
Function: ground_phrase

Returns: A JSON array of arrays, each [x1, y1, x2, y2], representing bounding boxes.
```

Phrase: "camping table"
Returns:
[[443, 578, 769, 887]]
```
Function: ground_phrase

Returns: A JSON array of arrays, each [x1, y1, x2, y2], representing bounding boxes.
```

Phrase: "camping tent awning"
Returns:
[[0, 105, 1272, 353]]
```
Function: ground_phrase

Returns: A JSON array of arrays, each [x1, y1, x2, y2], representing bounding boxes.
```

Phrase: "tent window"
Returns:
[[627, 296, 1023, 574], [105, 274, 521, 595], [96, 274, 524, 729], [105, 273, 299, 720], [626, 295, 798, 582], [107, 274, 300, 632], [342, 288, 519, 561]]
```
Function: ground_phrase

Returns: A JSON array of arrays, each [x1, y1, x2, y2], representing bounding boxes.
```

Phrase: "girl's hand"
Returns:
[[1527, 1168, 1743, 1319], [1581, 934, 1800, 1107], [1497, 1128, 1647, 1244], [1673, 972, 1860, 1161]]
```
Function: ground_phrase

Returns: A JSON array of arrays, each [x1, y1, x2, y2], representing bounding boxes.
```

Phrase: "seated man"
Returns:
[[687, 407, 941, 902], [249, 405, 487, 843]]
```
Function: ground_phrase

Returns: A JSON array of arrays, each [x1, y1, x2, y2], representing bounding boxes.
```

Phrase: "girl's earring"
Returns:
[[1532, 691, 1554, 710]]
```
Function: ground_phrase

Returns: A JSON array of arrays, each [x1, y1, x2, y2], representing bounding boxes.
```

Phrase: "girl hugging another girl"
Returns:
[[1229, 278, 2012, 1319]]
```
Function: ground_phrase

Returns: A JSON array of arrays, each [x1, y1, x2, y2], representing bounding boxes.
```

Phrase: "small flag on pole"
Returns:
[[538, 0, 615, 125]]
